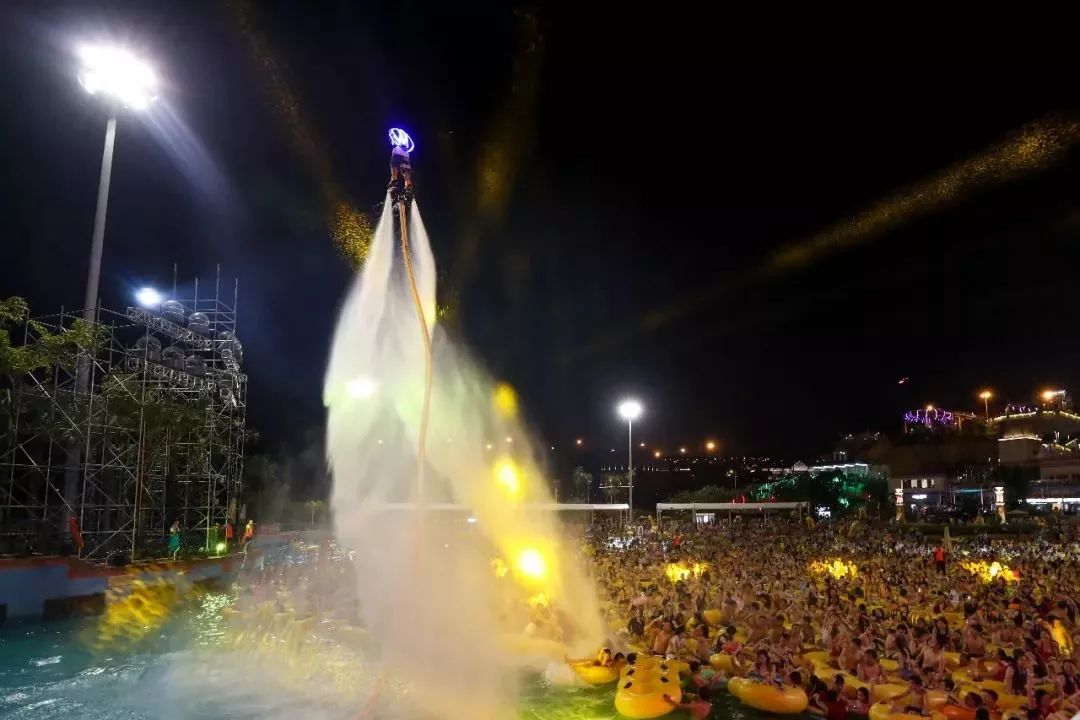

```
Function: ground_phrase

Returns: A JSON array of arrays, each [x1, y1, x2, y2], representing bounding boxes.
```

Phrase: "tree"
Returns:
[[1, 296, 107, 376], [244, 454, 287, 522], [668, 485, 738, 504], [570, 466, 593, 502], [304, 498, 325, 527]]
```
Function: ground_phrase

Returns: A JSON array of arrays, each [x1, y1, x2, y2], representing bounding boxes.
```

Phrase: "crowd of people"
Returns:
[[575, 516, 1080, 719]]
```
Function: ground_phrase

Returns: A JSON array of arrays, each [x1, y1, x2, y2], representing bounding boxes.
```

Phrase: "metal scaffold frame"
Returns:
[[0, 267, 247, 562]]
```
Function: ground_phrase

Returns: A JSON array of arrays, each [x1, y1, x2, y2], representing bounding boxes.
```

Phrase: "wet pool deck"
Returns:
[[0, 553, 241, 621]]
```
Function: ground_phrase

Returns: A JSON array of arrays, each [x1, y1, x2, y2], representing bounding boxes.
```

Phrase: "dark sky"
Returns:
[[2, 2, 1080, 466]]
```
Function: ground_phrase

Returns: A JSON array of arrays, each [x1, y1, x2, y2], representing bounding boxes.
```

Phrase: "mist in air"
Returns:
[[324, 196, 602, 719]]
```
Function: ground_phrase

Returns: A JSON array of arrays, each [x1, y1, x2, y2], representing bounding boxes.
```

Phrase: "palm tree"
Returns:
[[305, 499, 325, 527]]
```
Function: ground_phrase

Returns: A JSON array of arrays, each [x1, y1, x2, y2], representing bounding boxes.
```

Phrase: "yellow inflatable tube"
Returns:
[[871, 683, 909, 703], [702, 609, 723, 626], [870, 702, 946, 720], [802, 650, 832, 666], [570, 661, 618, 685], [956, 683, 1026, 710], [615, 657, 682, 719], [728, 676, 749, 699], [737, 682, 809, 715], [709, 653, 737, 673]]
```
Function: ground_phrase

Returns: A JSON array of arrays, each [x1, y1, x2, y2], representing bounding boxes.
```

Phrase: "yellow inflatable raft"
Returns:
[[615, 657, 682, 719], [570, 661, 618, 685], [871, 682, 910, 703], [736, 681, 809, 715], [869, 702, 946, 720], [879, 658, 900, 672], [709, 652, 737, 673], [956, 682, 1027, 710], [801, 650, 832, 666]]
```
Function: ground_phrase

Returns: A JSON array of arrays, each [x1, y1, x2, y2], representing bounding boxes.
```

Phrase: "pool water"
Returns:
[[0, 593, 763, 720]]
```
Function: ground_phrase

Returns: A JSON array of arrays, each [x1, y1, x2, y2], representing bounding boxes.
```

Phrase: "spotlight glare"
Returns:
[[617, 399, 643, 421], [77, 44, 157, 109], [135, 287, 161, 307]]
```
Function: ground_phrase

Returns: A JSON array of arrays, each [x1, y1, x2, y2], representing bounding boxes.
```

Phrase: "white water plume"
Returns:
[[324, 196, 602, 719]]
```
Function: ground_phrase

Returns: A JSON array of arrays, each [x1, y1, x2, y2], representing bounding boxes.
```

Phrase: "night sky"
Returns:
[[2, 2, 1080, 466]]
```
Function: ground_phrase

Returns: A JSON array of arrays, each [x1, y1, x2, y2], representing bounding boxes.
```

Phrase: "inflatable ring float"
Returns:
[[956, 683, 1026, 711], [709, 652, 737, 673], [615, 656, 682, 719], [871, 682, 910, 703], [941, 704, 975, 720], [570, 661, 618, 685], [869, 702, 946, 720], [736, 681, 809, 714]]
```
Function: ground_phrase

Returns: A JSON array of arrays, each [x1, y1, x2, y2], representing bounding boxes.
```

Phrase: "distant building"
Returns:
[[993, 406, 1080, 509]]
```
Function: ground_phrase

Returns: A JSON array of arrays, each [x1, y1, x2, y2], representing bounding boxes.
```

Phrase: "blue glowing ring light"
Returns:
[[388, 128, 415, 153]]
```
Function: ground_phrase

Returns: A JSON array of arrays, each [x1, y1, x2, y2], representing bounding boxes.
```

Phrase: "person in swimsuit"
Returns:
[[857, 649, 883, 684], [1005, 653, 1032, 698]]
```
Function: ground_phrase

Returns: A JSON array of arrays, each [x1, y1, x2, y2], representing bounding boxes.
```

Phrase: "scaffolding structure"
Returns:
[[0, 268, 246, 561]]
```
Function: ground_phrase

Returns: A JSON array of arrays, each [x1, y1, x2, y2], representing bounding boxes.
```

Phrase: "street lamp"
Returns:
[[617, 399, 643, 512], [979, 390, 992, 421], [705, 440, 717, 452], [77, 44, 158, 325]]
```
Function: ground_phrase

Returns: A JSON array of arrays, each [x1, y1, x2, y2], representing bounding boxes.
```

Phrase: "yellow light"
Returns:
[[705, 441, 716, 451], [961, 559, 1018, 584], [514, 548, 547, 582], [1042, 389, 1062, 401], [679, 447, 687, 454], [653, 450, 662, 458], [810, 559, 858, 579], [485, 443, 493, 450], [493, 458, 521, 497], [575, 438, 583, 446], [664, 561, 709, 583], [493, 383, 518, 417], [505, 436, 513, 443], [979, 390, 993, 400], [926, 404, 934, 411]]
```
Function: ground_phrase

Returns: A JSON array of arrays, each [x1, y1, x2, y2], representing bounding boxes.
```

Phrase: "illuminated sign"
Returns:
[[904, 408, 955, 427]]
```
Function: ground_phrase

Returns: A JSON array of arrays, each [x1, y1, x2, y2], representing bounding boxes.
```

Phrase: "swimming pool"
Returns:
[[0, 592, 764, 719]]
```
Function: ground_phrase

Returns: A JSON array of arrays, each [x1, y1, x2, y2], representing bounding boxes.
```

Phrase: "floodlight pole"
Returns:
[[82, 115, 117, 325], [66, 115, 117, 548], [627, 418, 634, 515]]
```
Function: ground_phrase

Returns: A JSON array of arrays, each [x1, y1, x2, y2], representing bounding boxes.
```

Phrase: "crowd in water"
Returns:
[[571, 517, 1080, 720]]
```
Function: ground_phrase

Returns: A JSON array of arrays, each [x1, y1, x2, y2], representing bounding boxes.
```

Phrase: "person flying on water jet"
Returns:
[[387, 127, 415, 202]]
